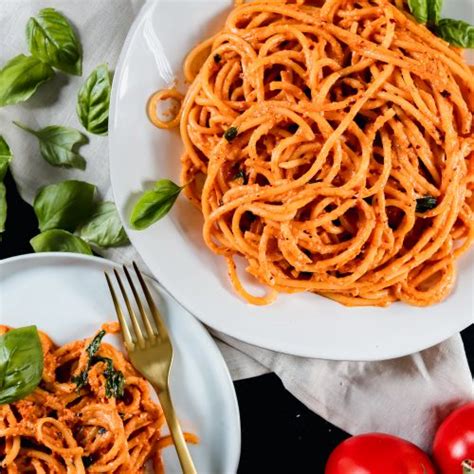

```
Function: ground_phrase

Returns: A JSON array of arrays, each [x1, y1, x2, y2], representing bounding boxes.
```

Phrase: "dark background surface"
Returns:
[[1, 171, 473, 473]]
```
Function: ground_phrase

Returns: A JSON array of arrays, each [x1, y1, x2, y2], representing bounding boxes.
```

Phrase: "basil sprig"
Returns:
[[77, 64, 111, 136], [34, 180, 96, 232], [0, 326, 44, 405], [0, 136, 13, 236], [78, 201, 129, 248], [0, 55, 54, 107], [407, 0, 474, 48], [30, 229, 92, 254], [27, 8, 82, 76], [14, 121, 88, 170], [437, 19, 474, 48], [130, 179, 183, 230], [73, 330, 125, 399]]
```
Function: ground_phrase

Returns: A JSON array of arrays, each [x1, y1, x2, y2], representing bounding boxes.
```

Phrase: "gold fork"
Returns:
[[104, 262, 197, 474]]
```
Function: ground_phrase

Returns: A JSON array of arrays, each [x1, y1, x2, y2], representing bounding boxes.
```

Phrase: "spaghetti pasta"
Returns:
[[0, 325, 198, 473], [150, 0, 474, 307]]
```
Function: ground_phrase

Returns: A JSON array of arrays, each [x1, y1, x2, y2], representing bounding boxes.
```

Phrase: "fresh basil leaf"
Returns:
[[130, 179, 182, 230], [0, 183, 6, 235], [427, 0, 443, 25], [78, 201, 128, 248], [13, 121, 87, 170], [407, 0, 428, 24], [30, 229, 92, 254], [27, 8, 82, 76], [0, 136, 13, 181], [34, 180, 96, 232], [102, 359, 125, 399], [437, 19, 474, 48], [77, 64, 111, 136], [92, 356, 125, 399], [0, 326, 44, 405], [0, 54, 54, 107], [86, 330, 106, 359]]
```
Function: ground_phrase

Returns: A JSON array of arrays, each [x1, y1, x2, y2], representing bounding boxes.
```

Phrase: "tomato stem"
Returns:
[[463, 460, 474, 474]]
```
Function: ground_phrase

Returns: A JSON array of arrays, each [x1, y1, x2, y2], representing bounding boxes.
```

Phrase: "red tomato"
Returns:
[[325, 433, 436, 474], [433, 402, 474, 474]]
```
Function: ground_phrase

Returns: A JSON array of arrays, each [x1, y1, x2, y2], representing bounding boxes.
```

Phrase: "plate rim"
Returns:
[[108, 0, 473, 361], [0, 251, 242, 473]]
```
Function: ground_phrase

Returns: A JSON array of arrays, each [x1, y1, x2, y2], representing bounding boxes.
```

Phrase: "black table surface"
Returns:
[[1, 171, 473, 473]]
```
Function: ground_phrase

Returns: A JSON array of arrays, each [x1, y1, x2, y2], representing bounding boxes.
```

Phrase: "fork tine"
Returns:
[[123, 265, 156, 342], [113, 269, 146, 349], [104, 272, 134, 350], [132, 262, 169, 339]]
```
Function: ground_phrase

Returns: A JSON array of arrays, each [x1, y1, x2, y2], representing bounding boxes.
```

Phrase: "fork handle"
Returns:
[[157, 387, 197, 474]]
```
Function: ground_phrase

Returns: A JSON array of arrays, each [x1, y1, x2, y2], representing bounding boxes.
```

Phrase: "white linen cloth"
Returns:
[[1, 0, 473, 451]]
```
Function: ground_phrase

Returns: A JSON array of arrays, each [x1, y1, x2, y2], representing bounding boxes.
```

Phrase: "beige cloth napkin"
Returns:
[[1, 0, 473, 451]]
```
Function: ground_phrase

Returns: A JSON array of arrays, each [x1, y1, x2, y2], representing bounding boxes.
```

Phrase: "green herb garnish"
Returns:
[[82, 456, 94, 468], [0, 326, 44, 404], [97, 357, 125, 398], [0, 55, 54, 107], [78, 201, 128, 248], [436, 19, 474, 48], [14, 121, 88, 170], [407, 0, 442, 25], [31, 229, 93, 255], [72, 330, 106, 389], [86, 330, 106, 358], [416, 196, 437, 213], [72, 331, 125, 399], [77, 64, 111, 135], [130, 179, 183, 230], [33, 180, 96, 232], [406, 0, 474, 47], [224, 127, 238, 142], [27, 8, 82, 76]]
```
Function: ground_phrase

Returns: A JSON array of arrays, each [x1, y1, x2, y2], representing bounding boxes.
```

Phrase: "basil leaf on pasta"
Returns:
[[0, 55, 54, 107], [34, 180, 96, 232], [427, 0, 443, 25], [0, 326, 44, 405], [27, 8, 82, 76], [407, 0, 429, 24], [77, 64, 111, 135], [14, 122, 87, 170], [30, 229, 93, 254], [437, 19, 474, 48], [130, 179, 182, 230]]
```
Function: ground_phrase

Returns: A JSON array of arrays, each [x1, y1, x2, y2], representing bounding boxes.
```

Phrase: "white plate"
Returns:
[[0, 253, 240, 474], [109, 0, 474, 360]]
